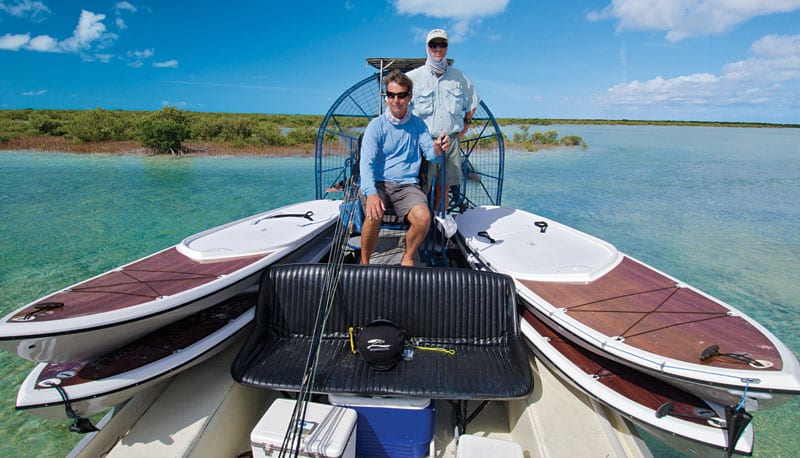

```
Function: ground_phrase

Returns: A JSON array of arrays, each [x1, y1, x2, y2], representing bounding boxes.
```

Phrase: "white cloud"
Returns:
[[60, 10, 117, 53], [749, 33, 800, 58], [723, 34, 800, 82], [597, 33, 800, 110], [94, 53, 113, 63], [28, 34, 58, 51], [114, 1, 136, 29], [22, 89, 46, 96], [588, 0, 800, 42], [0, 32, 30, 50], [114, 2, 137, 13], [153, 59, 178, 68], [394, 0, 509, 42], [129, 48, 154, 59], [0, 0, 50, 22], [127, 48, 153, 67], [161, 100, 187, 108], [0, 9, 120, 60], [394, 0, 508, 18], [0, 32, 60, 51], [1, 6, 163, 69]]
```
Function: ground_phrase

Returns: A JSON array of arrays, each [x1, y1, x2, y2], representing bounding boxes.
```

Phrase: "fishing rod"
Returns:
[[279, 175, 360, 457]]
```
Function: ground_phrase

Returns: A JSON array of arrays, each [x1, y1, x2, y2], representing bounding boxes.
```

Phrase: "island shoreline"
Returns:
[[0, 137, 315, 157]]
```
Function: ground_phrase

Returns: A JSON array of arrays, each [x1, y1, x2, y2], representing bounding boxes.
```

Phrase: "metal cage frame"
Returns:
[[314, 58, 504, 212]]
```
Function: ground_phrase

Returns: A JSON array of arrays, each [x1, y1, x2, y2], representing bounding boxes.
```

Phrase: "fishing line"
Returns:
[[280, 175, 359, 457]]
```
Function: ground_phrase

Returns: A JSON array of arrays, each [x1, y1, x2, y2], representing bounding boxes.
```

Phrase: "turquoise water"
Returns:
[[1, 125, 799, 456]]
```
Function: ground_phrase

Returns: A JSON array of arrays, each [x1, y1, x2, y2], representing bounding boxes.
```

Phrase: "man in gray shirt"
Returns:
[[407, 28, 480, 212]]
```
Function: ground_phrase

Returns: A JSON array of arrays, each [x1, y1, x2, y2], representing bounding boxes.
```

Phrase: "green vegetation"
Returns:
[[497, 117, 800, 129], [0, 108, 329, 153], [510, 125, 587, 151], [2, 109, 797, 154], [138, 107, 192, 154]]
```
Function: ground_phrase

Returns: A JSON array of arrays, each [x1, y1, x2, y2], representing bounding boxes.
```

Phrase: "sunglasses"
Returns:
[[428, 42, 448, 49], [385, 91, 410, 100]]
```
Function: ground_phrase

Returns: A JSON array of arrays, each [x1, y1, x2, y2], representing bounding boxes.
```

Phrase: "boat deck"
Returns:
[[73, 338, 647, 458], [350, 228, 426, 266], [70, 227, 648, 457]]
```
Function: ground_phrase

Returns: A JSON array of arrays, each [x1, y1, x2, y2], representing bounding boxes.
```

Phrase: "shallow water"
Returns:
[[1, 125, 798, 456]]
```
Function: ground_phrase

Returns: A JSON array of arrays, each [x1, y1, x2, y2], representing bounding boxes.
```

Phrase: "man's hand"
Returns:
[[434, 132, 449, 156], [365, 194, 385, 221]]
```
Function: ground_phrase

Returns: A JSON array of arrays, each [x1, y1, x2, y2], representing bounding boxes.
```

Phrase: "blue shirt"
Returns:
[[359, 112, 440, 196]]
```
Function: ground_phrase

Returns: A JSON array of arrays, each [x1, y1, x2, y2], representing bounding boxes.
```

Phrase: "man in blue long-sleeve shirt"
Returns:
[[360, 69, 447, 266]]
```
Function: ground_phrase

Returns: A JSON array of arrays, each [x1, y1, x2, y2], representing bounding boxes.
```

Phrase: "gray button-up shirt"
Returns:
[[408, 65, 480, 137]]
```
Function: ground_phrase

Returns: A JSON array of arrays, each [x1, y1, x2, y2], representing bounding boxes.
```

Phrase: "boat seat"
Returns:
[[231, 263, 532, 400]]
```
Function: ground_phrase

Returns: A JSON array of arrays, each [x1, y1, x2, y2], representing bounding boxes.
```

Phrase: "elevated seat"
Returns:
[[231, 264, 532, 400]]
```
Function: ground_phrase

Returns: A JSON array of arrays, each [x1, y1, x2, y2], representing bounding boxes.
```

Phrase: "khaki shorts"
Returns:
[[361, 181, 428, 220], [426, 134, 462, 189]]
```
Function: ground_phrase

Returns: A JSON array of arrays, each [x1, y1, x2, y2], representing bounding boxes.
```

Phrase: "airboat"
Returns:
[[28, 57, 790, 458]]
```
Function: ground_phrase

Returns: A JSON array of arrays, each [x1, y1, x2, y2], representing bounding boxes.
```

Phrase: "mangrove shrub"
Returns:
[[65, 108, 132, 143], [137, 107, 191, 154]]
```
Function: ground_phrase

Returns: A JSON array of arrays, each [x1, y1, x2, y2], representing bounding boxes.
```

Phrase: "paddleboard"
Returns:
[[16, 293, 256, 420], [456, 205, 800, 410], [0, 199, 341, 363], [521, 309, 754, 457]]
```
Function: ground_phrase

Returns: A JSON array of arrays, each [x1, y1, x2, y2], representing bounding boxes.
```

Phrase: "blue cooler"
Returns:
[[328, 394, 434, 458]]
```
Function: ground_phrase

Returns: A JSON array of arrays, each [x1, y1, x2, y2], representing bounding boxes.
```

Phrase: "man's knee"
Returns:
[[362, 216, 381, 235], [406, 204, 431, 227]]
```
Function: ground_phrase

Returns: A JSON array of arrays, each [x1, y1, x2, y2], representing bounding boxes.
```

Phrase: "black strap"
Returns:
[[264, 211, 314, 221], [478, 231, 496, 243], [23, 302, 64, 321]]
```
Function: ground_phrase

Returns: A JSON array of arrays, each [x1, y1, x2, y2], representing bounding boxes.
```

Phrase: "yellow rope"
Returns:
[[410, 344, 456, 356], [348, 326, 357, 354], [408, 338, 455, 355]]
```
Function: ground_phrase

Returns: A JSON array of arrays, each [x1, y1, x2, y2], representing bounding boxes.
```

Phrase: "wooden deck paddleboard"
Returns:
[[456, 205, 800, 410], [0, 199, 341, 363], [521, 310, 754, 457], [16, 293, 256, 420]]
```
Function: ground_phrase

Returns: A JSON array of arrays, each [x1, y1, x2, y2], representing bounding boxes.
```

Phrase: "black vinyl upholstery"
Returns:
[[231, 263, 532, 400]]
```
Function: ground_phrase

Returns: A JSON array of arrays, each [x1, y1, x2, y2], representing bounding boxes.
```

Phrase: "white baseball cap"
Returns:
[[426, 29, 448, 44]]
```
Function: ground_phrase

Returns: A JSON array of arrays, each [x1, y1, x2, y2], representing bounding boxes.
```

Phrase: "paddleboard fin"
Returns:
[[724, 405, 752, 458]]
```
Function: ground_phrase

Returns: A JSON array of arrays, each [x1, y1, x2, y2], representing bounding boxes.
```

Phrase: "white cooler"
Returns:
[[456, 434, 524, 458], [250, 398, 357, 458]]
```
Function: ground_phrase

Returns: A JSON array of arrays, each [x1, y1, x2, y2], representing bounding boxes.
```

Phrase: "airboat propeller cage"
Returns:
[[314, 57, 505, 211]]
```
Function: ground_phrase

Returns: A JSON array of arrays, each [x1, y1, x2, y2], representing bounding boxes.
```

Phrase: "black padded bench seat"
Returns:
[[231, 263, 532, 400]]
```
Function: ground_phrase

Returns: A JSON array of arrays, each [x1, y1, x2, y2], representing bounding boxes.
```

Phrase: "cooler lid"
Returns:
[[328, 394, 431, 410], [251, 398, 356, 457]]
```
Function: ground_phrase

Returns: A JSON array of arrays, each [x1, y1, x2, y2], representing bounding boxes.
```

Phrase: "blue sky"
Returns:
[[1, 0, 799, 123]]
